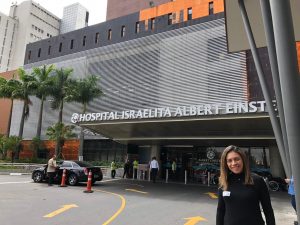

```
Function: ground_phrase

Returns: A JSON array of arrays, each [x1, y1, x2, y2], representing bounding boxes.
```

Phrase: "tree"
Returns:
[[66, 75, 103, 160], [46, 122, 76, 158], [12, 68, 37, 139], [0, 76, 22, 137], [49, 68, 74, 156], [0, 134, 7, 159], [31, 64, 55, 138], [4, 135, 23, 162]]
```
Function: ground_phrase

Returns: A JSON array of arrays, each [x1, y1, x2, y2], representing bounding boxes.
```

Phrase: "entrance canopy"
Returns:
[[80, 113, 275, 147]]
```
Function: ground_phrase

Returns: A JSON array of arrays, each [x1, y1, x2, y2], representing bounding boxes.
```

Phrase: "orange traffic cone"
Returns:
[[83, 170, 93, 193], [60, 169, 67, 187]]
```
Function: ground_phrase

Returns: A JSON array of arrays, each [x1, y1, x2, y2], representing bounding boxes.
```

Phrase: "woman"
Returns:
[[216, 145, 275, 225]]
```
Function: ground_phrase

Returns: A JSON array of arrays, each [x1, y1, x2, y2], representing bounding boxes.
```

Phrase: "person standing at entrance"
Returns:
[[216, 145, 275, 225], [150, 156, 159, 183], [47, 154, 57, 186], [172, 160, 177, 180], [133, 159, 138, 179], [123, 160, 130, 178], [111, 160, 117, 178], [285, 176, 298, 225]]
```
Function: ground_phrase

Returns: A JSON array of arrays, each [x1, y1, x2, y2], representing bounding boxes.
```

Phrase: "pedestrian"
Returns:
[[172, 160, 177, 180], [111, 160, 117, 178], [285, 176, 298, 225], [123, 159, 130, 178], [150, 156, 159, 183], [133, 159, 138, 179], [216, 145, 275, 225], [47, 154, 57, 186]]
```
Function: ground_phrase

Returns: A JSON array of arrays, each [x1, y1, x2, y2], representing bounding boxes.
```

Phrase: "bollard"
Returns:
[[185, 170, 187, 185], [166, 169, 168, 183], [148, 170, 151, 182], [83, 170, 93, 193], [207, 172, 210, 187], [59, 169, 67, 187]]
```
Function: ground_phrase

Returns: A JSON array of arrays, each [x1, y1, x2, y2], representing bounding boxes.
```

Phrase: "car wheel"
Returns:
[[269, 180, 279, 191], [32, 171, 43, 183], [68, 173, 78, 186]]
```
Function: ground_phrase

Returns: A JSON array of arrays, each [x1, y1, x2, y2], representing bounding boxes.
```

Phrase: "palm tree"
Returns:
[[12, 68, 37, 139], [0, 76, 22, 137], [46, 122, 76, 158], [31, 64, 55, 138], [66, 75, 103, 160], [49, 67, 74, 156]]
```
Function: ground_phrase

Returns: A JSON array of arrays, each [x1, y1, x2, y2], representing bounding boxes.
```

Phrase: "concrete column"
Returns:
[[150, 145, 161, 162], [269, 146, 285, 178]]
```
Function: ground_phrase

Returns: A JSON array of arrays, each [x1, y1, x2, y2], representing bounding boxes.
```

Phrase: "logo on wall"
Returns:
[[206, 147, 216, 160], [71, 113, 79, 123]]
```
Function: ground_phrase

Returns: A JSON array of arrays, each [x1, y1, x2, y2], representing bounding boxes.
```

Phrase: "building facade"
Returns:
[[6, 1, 60, 72], [0, 12, 18, 73], [106, 0, 172, 21], [60, 3, 89, 34], [10, 0, 300, 180]]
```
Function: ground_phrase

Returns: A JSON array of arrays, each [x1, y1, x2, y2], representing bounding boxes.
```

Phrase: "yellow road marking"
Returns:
[[43, 204, 78, 218], [184, 216, 207, 225], [125, 189, 148, 194], [94, 189, 126, 225], [205, 192, 218, 199]]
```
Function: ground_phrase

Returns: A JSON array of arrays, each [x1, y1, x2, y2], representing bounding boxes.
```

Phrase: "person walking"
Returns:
[[133, 159, 138, 179], [111, 160, 117, 178], [123, 160, 130, 178], [150, 156, 159, 183], [47, 154, 57, 186], [285, 176, 298, 225], [216, 145, 275, 225]]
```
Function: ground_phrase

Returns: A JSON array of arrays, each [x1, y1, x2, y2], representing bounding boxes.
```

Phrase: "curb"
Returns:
[[0, 172, 31, 175]]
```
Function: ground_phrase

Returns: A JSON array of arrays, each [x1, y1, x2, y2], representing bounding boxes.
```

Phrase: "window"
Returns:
[[95, 32, 99, 44], [168, 13, 172, 25], [38, 48, 41, 57], [135, 22, 140, 34], [48, 45, 51, 55], [108, 29, 112, 40], [70, 39, 74, 49], [59, 42, 62, 52], [121, 26, 126, 37], [209, 2, 214, 15], [83, 36, 86, 46], [187, 8, 192, 20], [150, 18, 155, 30], [28, 51, 31, 60]]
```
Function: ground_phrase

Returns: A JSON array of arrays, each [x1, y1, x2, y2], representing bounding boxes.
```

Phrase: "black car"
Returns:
[[32, 160, 103, 186]]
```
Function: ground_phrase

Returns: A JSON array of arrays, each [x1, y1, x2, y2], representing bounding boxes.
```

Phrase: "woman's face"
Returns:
[[226, 151, 243, 174]]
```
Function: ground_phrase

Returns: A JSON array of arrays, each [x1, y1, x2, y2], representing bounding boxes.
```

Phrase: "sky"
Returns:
[[0, 0, 107, 25]]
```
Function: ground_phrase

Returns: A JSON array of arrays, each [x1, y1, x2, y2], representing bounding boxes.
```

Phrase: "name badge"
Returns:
[[223, 191, 231, 197]]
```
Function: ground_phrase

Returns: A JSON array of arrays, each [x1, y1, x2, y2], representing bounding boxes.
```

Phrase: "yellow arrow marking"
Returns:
[[205, 192, 218, 199], [125, 189, 148, 194], [184, 216, 207, 225], [43, 204, 78, 218]]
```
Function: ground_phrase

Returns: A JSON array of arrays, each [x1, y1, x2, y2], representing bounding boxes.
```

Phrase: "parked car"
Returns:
[[32, 160, 103, 186]]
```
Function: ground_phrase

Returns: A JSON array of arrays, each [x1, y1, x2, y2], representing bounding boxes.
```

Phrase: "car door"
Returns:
[[56, 161, 73, 181]]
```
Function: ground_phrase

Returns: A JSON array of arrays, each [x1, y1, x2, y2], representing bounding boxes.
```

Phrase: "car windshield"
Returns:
[[75, 161, 93, 167]]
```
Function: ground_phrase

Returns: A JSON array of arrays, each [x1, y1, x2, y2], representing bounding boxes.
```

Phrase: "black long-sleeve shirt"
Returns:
[[216, 173, 275, 225]]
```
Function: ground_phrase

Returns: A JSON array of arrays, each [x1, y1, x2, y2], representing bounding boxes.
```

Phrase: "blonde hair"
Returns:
[[219, 145, 253, 190]]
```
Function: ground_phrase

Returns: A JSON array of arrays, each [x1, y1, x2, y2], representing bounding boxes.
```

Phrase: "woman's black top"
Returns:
[[216, 173, 275, 225]]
